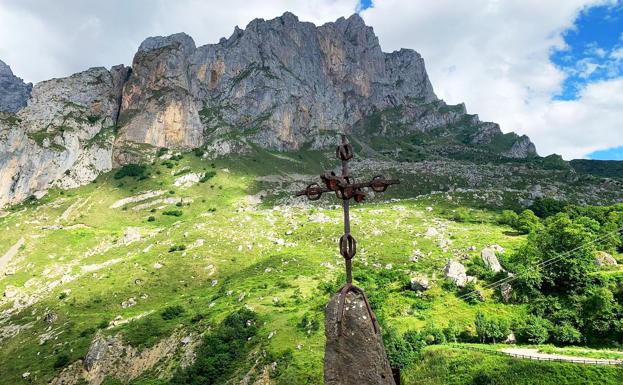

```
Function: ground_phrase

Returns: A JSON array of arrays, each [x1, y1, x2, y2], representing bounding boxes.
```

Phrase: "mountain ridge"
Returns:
[[0, 11, 570, 209]]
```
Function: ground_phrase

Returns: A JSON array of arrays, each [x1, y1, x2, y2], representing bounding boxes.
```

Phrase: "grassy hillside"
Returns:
[[0, 145, 622, 385]]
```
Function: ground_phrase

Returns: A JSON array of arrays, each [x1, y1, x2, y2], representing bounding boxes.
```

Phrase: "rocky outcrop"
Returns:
[[324, 290, 395, 385], [0, 66, 126, 207], [0, 12, 538, 208], [0, 60, 32, 113], [51, 330, 197, 385]]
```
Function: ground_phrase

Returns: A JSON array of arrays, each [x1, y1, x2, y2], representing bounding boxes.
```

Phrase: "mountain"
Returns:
[[0, 59, 32, 113], [0, 12, 542, 209]]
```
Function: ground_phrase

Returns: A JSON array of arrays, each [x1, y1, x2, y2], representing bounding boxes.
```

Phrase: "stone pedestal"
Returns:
[[324, 290, 396, 385]]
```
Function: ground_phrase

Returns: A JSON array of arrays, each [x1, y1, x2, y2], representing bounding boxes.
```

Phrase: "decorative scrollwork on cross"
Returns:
[[295, 134, 399, 334]]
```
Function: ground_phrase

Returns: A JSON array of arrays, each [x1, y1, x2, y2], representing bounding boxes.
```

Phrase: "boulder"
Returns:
[[595, 251, 618, 266], [324, 290, 395, 385], [443, 260, 473, 287], [500, 282, 513, 302], [410, 275, 429, 291], [481, 246, 504, 273]]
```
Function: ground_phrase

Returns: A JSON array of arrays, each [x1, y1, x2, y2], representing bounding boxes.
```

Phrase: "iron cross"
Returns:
[[295, 134, 399, 333]]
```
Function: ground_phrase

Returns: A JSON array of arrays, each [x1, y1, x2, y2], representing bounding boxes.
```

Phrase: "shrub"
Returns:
[[193, 148, 205, 157], [162, 210, 183, 217], [147, 216, 156, 222], [53, 353, 70, 368], [199, 171, 216, 183], [161, 305, 186, 320], [169, 245, 186, 252], [170, 309, 259, 385], [113, 164, 147, 180], [156, 147, 169, 157], [516, 209, 541, 234], [517, 315, 551, 344]]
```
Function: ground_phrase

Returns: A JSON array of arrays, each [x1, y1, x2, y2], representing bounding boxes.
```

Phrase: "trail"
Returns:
[[500, 348, 623, 365]]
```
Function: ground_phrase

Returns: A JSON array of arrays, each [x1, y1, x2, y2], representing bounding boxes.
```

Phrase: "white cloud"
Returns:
[[0, 0, 620, 159], [0, 0, 358, 83], [362, 0, 621, 159]]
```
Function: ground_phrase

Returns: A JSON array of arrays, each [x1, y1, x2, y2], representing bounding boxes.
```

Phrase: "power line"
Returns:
[[456, 225, 623, 301]]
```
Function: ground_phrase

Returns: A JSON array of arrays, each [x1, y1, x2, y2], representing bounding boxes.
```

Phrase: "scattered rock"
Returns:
[[425, 227, 439, 237], [173, 172, 203, 187], [153, 262, 163, 269], [121, 298, 137, 308], [505, 332, 517, 344], [595, 251, 618, 266], [410, 276, 429, 291], [500, 282, 513, 302], [44, 312, 58, 324], [122, 227, 142, 245], [443, 260, 474, 288], [481, 246, 504, 273]]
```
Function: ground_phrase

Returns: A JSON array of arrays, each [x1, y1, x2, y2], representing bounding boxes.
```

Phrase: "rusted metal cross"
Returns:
[[295, 134, 399, 334]]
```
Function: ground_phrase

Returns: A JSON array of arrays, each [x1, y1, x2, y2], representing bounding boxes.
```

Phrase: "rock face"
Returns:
[[0, 66, 128, 207], [324, 291, 395, 385], [0, 12, 537, 208], [0, 60, 32, 113]]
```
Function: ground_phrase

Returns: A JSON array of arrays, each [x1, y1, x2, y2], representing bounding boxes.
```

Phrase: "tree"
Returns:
[[499, 210, 519, 228], [516, 209, 541, 234], [517, 315, 550, 344], [443, 320, 461, 343], [474, 311, 509, 343]]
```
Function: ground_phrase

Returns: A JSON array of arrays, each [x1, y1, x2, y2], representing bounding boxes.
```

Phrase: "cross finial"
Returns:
[[295, 134, 399, 333]]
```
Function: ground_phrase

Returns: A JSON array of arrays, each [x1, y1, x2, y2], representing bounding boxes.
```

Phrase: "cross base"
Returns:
[[336, 283, 379, 335]]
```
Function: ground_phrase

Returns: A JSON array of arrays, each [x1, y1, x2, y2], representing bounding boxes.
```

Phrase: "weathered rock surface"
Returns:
[[595, 251, 618, 266], [51, 331, 196, 385], [481, 245, 504, 273], [0, 66, 126, 207], [0, 12, 542, 208], [0, 60, 32, 113], [324, 290, 395, 385], [410, 275, 429, 291], [444, 260, 474, 287]]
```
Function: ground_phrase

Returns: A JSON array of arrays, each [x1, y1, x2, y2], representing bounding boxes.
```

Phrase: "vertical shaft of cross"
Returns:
[[340, 134, 353, 285]]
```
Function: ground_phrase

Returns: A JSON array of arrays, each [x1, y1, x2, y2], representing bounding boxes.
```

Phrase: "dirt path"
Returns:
[[500, 347, 623, 365]]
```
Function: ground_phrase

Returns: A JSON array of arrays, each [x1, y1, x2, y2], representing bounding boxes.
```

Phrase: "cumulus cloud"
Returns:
[[0, 0, 620, 158], [0, 0, 358, 83], [361, 0, 622, 159]]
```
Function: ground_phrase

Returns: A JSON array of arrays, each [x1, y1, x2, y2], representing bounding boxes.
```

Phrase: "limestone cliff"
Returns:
[[0, 12, 537, 208], [0, 60, 32, 113]]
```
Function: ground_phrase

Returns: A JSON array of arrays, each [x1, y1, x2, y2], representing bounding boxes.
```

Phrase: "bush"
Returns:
[[156, 147, 169, 157], [161, 305, 186, 320], [113, 164, 147, 180], [162, 210, 183, 217], [516, 209, 541, 234], [147, 216, 156, 222], [193, 148, 205, 157], [517, 315, 551, 344], [168, 244, 186, 252], [53, 353, 70, 368], [530, 197, 567, 218], [199, 171, 216, 183], [498, 209, 519, 227], [170, 309, 259, 385]]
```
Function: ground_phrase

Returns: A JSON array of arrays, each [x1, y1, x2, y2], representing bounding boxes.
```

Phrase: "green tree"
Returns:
[[516, 209, 541, 234], [517, 315, 551, 344]]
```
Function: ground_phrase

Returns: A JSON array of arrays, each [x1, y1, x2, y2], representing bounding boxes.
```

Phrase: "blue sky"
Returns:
[[538, 3, 623, 159]]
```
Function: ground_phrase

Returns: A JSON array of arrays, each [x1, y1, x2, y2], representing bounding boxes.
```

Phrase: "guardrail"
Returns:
[[447, 344, 623, 366]]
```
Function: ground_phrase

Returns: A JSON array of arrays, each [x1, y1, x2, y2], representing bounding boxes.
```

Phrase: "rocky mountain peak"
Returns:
[[0, 59, 32, 113], [0, 12, 539, 209]]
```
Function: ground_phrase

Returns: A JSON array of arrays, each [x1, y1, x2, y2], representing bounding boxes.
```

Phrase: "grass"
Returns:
[[402, 346, 623, 385], [0, 145, 621, 384]]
